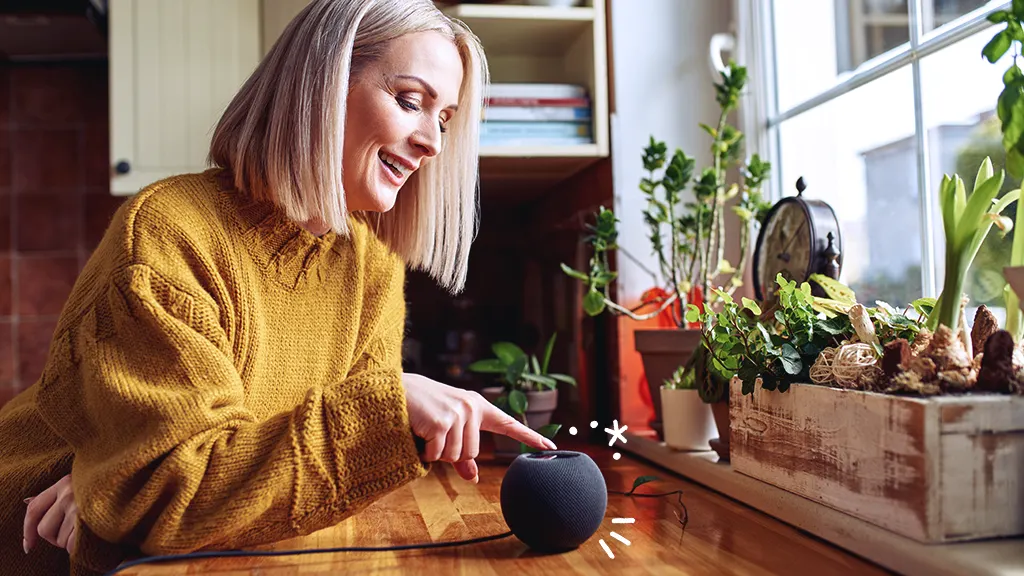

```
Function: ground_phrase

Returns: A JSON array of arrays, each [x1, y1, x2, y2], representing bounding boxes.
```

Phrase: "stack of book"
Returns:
[[480, 83, 592, 147]]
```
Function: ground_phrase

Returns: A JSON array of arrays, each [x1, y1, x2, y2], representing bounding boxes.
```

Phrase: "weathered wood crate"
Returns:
[[729, 378, 1024, 543]]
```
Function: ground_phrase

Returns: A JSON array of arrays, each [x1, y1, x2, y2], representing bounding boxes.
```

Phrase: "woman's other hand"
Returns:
[[402, 373, 557, 482], [23, 473, 77, 555]]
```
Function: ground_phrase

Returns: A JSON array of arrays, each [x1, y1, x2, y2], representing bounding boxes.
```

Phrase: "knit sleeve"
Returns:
[[34, 263, 428, 557]]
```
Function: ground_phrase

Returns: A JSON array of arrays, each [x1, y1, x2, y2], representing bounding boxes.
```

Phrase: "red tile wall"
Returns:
[[0, 61, 125, 405]]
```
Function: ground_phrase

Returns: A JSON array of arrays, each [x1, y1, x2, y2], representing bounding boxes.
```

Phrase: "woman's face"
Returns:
[[343, 31, 464, 213]]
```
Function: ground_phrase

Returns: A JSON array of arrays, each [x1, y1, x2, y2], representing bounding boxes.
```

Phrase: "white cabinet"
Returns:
[[109, 0, 261, 195]]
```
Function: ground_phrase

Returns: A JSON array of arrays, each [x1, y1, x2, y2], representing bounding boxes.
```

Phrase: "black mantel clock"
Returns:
[[752, 177, 843, 301]]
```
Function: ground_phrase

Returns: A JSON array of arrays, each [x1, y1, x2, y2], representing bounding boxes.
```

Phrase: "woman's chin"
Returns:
[[363, 191, 398, 213]]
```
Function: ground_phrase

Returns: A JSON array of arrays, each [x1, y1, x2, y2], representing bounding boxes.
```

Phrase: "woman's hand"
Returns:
[[402, 373, 557, 483], [23, 473, 78, 556]]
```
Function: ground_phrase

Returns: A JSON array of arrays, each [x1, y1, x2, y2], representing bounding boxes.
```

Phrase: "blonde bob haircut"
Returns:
[[209, 0, 487, 294]]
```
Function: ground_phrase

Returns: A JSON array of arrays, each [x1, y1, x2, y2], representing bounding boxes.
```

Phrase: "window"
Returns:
[[755, 0, 1015, 311]]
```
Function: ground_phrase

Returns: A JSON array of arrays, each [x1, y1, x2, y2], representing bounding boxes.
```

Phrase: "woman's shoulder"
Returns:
[[107, 170, 238, 264]]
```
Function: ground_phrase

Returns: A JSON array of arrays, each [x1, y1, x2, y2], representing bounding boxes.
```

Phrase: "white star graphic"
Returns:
[[603, 419, 628, 447]]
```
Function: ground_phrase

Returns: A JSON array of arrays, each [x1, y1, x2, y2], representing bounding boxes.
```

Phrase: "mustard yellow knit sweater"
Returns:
[[0, 170, 429, 575]]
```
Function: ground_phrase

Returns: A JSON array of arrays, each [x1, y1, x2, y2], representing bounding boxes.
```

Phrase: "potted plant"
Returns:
[[660, 362, 717, 451], [684, 149, 1024, 541], [561, 60, 771, 439], [468, 332, 575, 460]]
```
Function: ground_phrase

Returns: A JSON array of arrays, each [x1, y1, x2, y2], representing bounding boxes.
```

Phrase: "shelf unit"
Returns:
[[441, 1, 609, 186], [620, 431, 1024, 576]]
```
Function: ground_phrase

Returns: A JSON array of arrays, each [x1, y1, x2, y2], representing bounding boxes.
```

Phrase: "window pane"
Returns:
[[776, 66, 920, 307], [922, 0, 1000, 35], [920, 25, 1020, 321], [774, 0, 910, 111]]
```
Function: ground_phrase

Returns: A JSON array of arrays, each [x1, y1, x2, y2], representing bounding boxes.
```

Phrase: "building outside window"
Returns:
[[754, 0, 1016, 321]]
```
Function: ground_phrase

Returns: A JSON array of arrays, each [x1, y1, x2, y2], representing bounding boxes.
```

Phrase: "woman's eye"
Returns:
[[396, 96, 420, 112]]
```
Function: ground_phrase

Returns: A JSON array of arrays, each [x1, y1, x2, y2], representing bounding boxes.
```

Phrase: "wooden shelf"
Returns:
[[619, 431, 1024, 576], [443, 4, 592, 57], [481, 143, 600, 157]]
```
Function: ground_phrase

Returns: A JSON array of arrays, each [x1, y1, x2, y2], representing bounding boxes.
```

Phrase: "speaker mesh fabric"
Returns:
[[499, 451, 608, 551]]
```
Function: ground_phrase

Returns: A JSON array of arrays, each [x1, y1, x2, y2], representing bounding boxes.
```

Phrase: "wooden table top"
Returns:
[[118, 437, 890, 575]]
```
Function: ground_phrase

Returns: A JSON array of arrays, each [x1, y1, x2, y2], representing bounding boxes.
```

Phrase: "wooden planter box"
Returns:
[[729, 378, 1024, 543]]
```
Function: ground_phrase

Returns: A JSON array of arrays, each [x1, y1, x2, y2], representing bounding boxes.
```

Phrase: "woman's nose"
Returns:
[[410, 121, 442, 158]]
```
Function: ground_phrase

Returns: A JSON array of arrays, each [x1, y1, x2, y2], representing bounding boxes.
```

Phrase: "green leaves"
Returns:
[[541, 333, 556, 374], [986, 10, 1024, 179], [633, 475, 659, 489], [779, 343, 802, 375], [520, 424, 562, 454], [984, 30, 1012, 63], [741, 297, 762, 316], [928, 160, 1018, 332], [466, 358, 504, 373], [583, 289, 606, 316], [560, 263, 587, 281], [663, 149, 695, 193], [642, 136, 668, 172], [508, 389, 528, 415], [468, 332, 576, 395], [493, 342, 526, 365]]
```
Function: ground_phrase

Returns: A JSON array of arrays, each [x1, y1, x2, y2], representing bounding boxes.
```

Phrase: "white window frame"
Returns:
[[734, 0, 1012, 299]]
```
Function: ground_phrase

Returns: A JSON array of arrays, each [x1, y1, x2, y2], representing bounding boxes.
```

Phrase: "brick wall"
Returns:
[[0, 61, 124, 406]]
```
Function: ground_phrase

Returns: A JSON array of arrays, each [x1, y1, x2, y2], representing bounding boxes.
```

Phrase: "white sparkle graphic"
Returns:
[[610, 531, 631, 546], [613, 452, 621, 461], [569, 426, 578, 436], [612, 518, 635, 524], [603, 419, 628, 447], [599, 539, 614, 559], [590, 420, 598, 429]]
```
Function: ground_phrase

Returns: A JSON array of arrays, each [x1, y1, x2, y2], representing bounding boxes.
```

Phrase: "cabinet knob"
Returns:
[[114, 160, 131, 175]]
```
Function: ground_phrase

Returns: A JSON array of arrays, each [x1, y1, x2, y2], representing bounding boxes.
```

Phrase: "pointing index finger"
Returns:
[[481, 403, 557, 450]]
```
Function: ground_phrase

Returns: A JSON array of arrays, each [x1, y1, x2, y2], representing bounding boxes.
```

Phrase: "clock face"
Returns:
[[757, 201, 812, 299]]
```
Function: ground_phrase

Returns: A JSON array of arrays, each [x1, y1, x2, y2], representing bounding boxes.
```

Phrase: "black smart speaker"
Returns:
[[499, 451, 607, 552]]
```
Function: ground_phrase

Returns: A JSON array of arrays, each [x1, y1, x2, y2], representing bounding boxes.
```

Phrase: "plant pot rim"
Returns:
[[481, 386, 558, 396]]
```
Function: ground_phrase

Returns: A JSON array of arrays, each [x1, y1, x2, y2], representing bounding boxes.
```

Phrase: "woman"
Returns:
[[0, 1, 555, 574]]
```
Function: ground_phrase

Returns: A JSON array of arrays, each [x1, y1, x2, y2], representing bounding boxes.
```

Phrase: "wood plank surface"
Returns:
[[118, 436, 888, 575], [730, 381, 935, 542], [731, 380, 1024, 544]]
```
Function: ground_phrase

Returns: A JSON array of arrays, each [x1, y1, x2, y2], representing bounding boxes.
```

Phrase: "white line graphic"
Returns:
[[610, 531, 631, 546], [612, 518, 635, 524], [599, 539, 614, 559]]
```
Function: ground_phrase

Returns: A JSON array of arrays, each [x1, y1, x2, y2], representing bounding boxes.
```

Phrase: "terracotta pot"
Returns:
[[481, 387, 558, 460], [634, 329, 702, 439], [659, 387, 716, 451], [708, 399, 730, 461]]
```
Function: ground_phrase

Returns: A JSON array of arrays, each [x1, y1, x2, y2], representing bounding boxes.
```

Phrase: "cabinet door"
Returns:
[[110, 0, 260, 195]]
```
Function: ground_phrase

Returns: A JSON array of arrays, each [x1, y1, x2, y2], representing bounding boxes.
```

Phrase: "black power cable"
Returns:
[[103, 530, 515, 575]]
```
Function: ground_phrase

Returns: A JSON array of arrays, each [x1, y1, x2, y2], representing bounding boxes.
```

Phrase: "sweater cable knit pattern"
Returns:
[[0, 170, 428, 575]]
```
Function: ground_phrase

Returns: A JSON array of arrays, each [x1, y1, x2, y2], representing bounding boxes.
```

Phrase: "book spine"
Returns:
[[480, 121, 592, 139], [482, 106, 591, 122], [486, 97, 590, 107], [487, 83, 588, 99], [480, 136, 593, 147]]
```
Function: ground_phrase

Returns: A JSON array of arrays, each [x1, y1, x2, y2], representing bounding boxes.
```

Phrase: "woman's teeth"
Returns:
[[379, 152, 407, 178]]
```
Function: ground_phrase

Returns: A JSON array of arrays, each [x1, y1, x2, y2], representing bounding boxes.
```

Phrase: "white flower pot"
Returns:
[[660, 387, 716, 451]]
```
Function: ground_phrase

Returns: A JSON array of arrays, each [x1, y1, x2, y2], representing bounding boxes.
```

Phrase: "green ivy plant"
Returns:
[[687, 274, 931, 395]]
